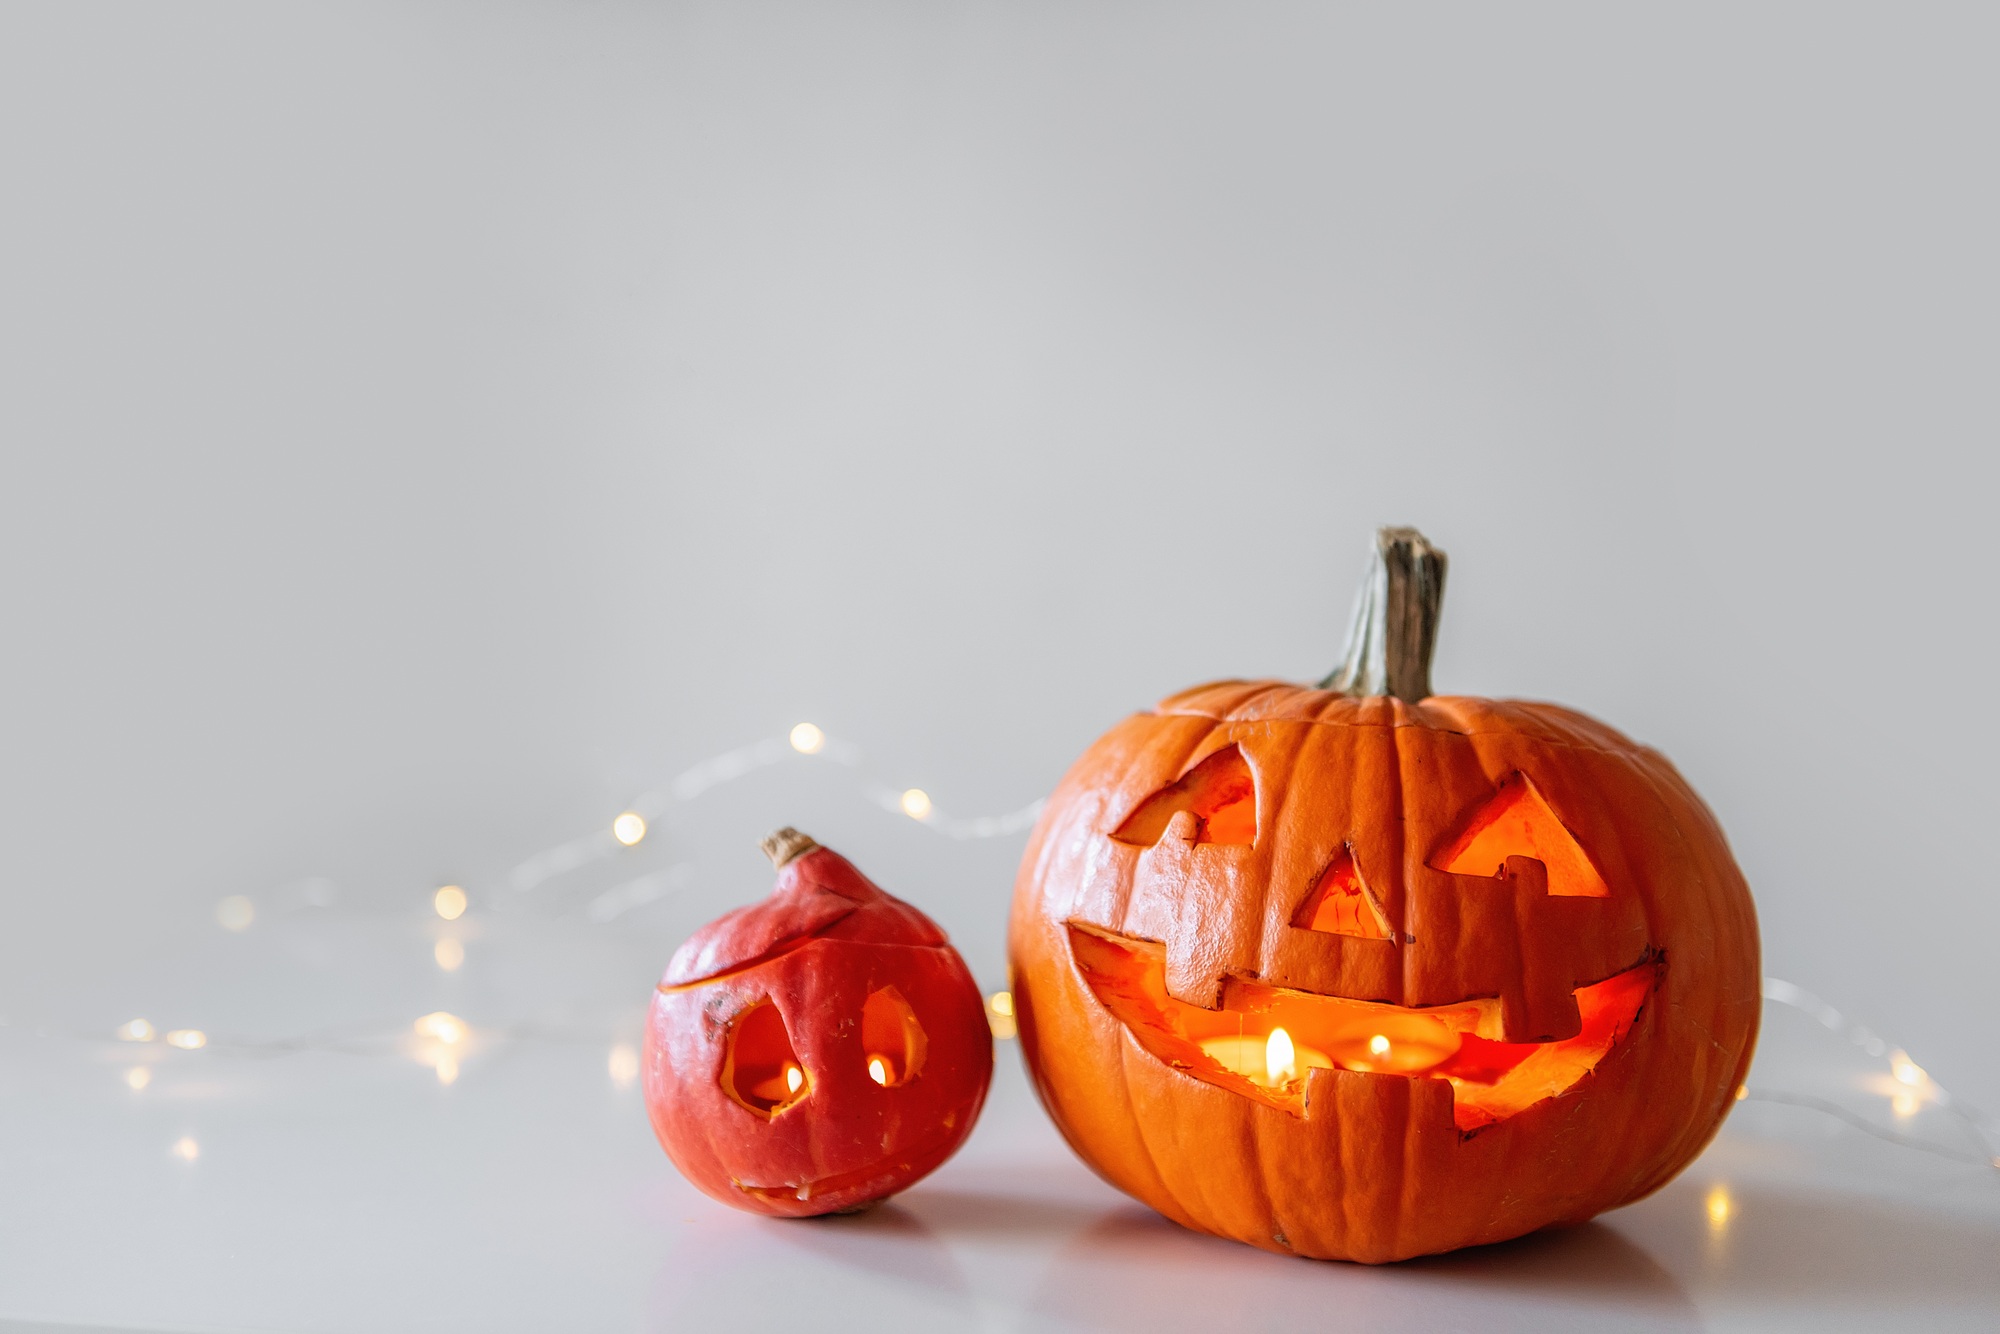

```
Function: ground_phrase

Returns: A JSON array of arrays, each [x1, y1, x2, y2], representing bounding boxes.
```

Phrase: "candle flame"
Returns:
[[785, 1064, 804, 1094], [1368, 1034, 1391, 1058], [867, 1056, 889, 1086], [1265, 1027, 1297, 1086]]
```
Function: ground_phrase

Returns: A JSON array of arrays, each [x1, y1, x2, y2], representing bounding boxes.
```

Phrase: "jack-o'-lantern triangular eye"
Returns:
[[861, 986, 928, 1088], [723, 1000, 810, 1117], [1110, 745, 1257, 847], [1292, 848, 1392, 939], [1431, 773, 1611, 897]]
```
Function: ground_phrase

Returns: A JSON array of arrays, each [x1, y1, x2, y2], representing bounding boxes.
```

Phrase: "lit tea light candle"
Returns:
[[868, 1055, 890, 1086], [1198, 1029, 1334, 1089], [1323, 1015, 1462, 1074], [1200, 1014, 1464, 1086], [784, 1063, 804, 1095]]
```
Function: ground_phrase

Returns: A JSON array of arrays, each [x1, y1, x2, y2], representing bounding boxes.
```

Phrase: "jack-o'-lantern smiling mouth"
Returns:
[[1066, 922, 1656, 1133]]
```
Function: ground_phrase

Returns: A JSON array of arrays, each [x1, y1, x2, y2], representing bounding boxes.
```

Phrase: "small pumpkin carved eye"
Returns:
[[1111, 745, 1257, 847], [861, 986, 927, 1087], [723, 1000, 809, 1116], [1431, 772, 1611, 898], [1292, 848, 1392, 939]]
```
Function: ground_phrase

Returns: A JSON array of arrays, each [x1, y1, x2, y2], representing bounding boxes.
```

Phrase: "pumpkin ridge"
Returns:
[[1147, 710, 1656, 762], [1142, 690, 1660, 762]]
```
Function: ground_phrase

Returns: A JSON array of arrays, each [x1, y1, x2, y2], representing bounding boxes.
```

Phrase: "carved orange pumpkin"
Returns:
[[646, 829, 992, 1216], [1009, 529, 1759, 1262]]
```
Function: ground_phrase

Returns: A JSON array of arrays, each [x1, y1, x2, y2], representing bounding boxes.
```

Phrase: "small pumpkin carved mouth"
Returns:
[[1066, 922, 1655, 1132], [731, 1117, 964, 1205]]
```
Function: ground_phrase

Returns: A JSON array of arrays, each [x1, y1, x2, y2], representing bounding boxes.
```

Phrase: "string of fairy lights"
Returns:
[[46, 720, 2000, 1174]]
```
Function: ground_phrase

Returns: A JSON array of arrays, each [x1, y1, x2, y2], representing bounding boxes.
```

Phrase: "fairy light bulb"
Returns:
[[986, 990, 1017, 1039], [434, 938, 465, 972], [126, 1067, 151, 1090], [165, 1030, 207, 1050], [118, 1019, 155, 1043], [1705, 1184, 1734, 1234], [433, 885, 467, 921], [612, 812, 647, 846], [900, 789, 933, 821], [415, 1012, 466, 1045], [789, 723, 825, 754]]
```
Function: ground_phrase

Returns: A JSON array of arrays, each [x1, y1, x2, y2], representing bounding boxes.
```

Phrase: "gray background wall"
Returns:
[[3, 4, 1995, 1110]]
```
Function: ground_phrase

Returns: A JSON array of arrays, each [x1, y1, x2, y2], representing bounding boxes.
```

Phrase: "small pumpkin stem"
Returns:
[[1317, 527, 1448, 703], [759, 827, 820, 869]]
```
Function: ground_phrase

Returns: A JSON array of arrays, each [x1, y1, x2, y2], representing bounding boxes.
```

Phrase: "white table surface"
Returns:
[[4, 906, 1996, 1333]]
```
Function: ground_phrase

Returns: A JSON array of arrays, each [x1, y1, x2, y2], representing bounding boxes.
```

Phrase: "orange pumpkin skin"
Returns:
[[647, 835, 992, 1217], [1009, 680, 1760, 1263]]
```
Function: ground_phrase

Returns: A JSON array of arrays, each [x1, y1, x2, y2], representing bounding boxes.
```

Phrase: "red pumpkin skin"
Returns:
[[644, 837, 993, 1217]]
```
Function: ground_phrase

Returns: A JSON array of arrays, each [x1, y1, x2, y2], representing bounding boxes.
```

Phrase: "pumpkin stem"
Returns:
[[759, 827, 820, 869], [1317, 526, 1448, 702]]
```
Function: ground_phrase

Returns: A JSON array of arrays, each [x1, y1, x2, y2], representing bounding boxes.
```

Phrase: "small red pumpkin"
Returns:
[[645, 828, 992, 1216], [1009, 528, 1760, 1262]]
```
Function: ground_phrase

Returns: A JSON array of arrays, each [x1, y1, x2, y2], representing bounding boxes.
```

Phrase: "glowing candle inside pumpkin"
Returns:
[[867, 1056, 889, 1086], [785, 1064, 804, 1094], [1198, 1012, 1464, 1088], [1266, 1028, 1296, 1085], [1197, 1030, 1332, 1088], [1323, 1014, 1462, 1073]]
